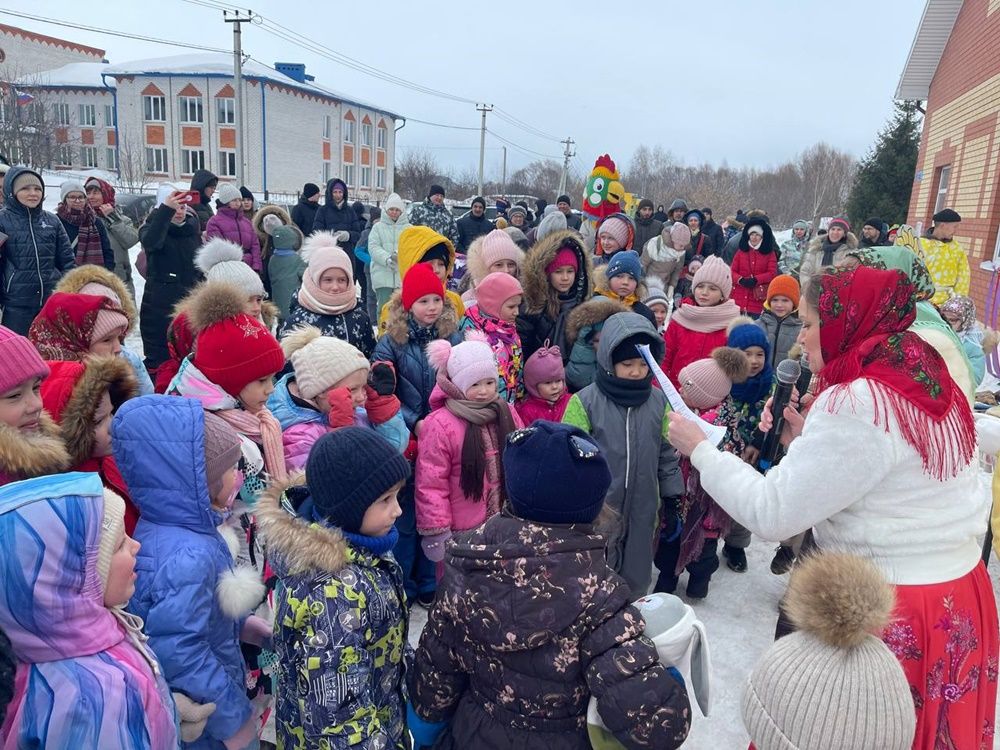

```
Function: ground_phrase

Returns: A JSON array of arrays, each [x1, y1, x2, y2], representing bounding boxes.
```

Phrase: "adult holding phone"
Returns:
[[666, 264, 996, 749], [138, 185, 203, 374], [85, 177, 139, 301]]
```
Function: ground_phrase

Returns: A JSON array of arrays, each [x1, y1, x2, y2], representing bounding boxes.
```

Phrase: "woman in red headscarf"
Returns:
[[667, 265, 997, 750]]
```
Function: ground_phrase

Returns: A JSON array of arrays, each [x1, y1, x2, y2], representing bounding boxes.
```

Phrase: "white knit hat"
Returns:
[[281, 325, 369, 400], [60, 180, 86, 202], [216, 182, 242, 205], [195, 238, 265, 297], [96, 490, 127, 590]]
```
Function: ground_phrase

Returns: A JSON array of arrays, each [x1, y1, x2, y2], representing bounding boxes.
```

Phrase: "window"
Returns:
[[79, 104, 96, 127], [0, 97, 6, 123], [145, 147, 168, 173], [933, 165, 952, 216], [182, 149, 205, 174], [323, 162, 332, 183], [343, 118, 355, 144], [218, 150, 237, 177], [179, 96, 203, 123], [361, 122, 372, 147], [216, 97, 235, 124], [54, 102, 70, 125], [106, 147, 118, 170], [56, 145, 72, 166], [376, 167, 386, 189], [143, 95, 166, 122], [80, 146, 98, 168], [104, 104, 117, 127], [323, 115, 331, 139], [361, 166, 371, 188], [377, 126, 386, 149], [343, 164, 355, 186]]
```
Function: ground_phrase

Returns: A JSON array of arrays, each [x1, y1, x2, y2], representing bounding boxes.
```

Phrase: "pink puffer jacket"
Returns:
[[204, 206, 262, 272]]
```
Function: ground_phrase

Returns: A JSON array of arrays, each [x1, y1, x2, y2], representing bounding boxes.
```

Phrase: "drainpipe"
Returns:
[[100, 73, 120, 179]]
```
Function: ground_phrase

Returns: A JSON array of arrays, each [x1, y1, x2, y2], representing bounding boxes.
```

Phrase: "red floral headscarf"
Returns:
[[27, 293, 124, 362], [813, 266, 975, 479]]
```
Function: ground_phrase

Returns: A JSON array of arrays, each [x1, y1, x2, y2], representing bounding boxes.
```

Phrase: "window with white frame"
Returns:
[[933, 166, 952, 216], [343, 164, 355, 186], [361, 122, 372, 147], [80, 146, 98, 168], [54, 103, 70, 126], [376, 167, 386, 189], [79, 104, 96, 127], [143, 95, 166, 122], [0, 98, 7, 123], [323, 162, 332, 183], [56, 145, 72, 166], [377, 126, 386, 149], [182, 149, 205, 174], [145, 147, 168, 173], [218, 150, 237, 177], [179, 96, 203, 124], [323, 115, 331, 139], [361, 166, 371, 187], [343, 118, 355, 144], [106, 147, 118, 170], [104, 104, 116, 127], [216, 97, 235, 124]]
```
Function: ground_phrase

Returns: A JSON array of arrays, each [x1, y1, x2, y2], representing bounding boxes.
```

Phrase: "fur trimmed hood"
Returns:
[[382, 290, 460, 345], [256, 473, 349, 576], [0, 412, 71, 484], [40, 357, 138, 467], [252, 204, 303, 251], [521, 229, 593, 317], [565, 296, 629, 347], [465, 234, 525, 287], [172, 282, 279, 332], [55, 265, 138, 333]]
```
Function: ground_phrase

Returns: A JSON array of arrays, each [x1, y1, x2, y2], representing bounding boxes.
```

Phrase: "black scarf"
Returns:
[[595, 368, 652, 407], [821, 239, 844, 266]]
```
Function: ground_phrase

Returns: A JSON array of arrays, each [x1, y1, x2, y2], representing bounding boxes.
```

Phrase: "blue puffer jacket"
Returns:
[[113, 395, 256, 749], [0, 166, 75, 331], [372, 294, 462, 432]]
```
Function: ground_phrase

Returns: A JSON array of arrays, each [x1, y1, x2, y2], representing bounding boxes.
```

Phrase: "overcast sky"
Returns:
[[27, 0, 922, 181]]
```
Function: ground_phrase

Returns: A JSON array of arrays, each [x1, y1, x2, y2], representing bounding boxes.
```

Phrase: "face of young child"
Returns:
[[609, 273, 637, 297], [410, 294, 443, 326], [91, 392, 114, 458], [499, 295, 521, 323], [16, 184, 43, 209], [613, 357, 649, 380], [769, 295, 795, 319], [89, 331, 123, 357], [319, 268, 351, 294], [0, 377, 43, 431], [536, 379, 565, 402], [744, 346, 767, 377], [489, 259, 518, 276], [465, 377, 498, 403], [319, 369, 368, 411], [650, 303, 669, 329], [239, 375, 275, 414], [103, 525, 141, 608], [245, 295, 264, 320], [548, 265, 576, 294], [212, 466, 241, 512], [359, 481, 404, 537], [425, 258, 448, 284], [226, 198, 242, 210], [599, 234, 622, 254], [694, 282, 723, 307]]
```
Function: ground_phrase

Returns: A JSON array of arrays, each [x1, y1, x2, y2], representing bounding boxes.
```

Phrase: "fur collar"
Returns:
[[383, 291, 459, 345], [55, 264, 138, 333], [566, 297, 629, 347], [255, 474, 349, 575], [0, 412, 71, 483], [807, 232, 858, 253], [521, 229, 593, 316]]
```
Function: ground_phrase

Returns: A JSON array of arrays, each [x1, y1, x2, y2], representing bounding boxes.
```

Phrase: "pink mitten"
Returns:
[[420, 531, 452, 563]]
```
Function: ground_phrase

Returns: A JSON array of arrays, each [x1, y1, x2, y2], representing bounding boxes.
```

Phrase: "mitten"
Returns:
[[240, 614, 272, 649], [335, 230, 350, 243], [407, 703, 448, 748], [739, 276, 757, 288], [420, 531, 452, 562], [365, 387, 401, 425], [368, 361, 397, 396], [326, 387, 355, 429], [173, 694, 217, 743]]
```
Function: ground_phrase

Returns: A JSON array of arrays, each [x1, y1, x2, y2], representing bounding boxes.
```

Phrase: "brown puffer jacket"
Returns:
[[409, 512, 691, 750]]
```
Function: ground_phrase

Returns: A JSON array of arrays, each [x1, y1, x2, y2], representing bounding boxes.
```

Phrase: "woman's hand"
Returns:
[[667, 411, 709, 457], [758, 393, 806, 448], [163, 191, 184, 211]]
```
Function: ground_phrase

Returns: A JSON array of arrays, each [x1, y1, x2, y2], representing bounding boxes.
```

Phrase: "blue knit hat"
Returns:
[[727, 318, 770, 354], [504, 421, 611, 525], [606, 250, 643, 282], [306, 427, 411, 533]]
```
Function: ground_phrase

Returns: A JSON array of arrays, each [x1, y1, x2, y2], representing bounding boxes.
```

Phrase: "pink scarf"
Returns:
[[297, 273, 357, 315], [670, 298, 740, 333]]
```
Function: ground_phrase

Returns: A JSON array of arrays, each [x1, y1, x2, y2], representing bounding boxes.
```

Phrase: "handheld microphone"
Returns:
[[758, 358, 801, 471]]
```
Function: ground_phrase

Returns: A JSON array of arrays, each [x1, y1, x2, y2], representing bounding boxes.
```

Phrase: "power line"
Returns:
[[486, 129, 561, 160], [405, 116, 479, 131], [493, 108, 562, 143]]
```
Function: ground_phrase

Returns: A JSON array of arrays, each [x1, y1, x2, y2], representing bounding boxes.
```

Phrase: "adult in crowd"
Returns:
[[860, 217, 887, 248], [918, 208, 970, 306], [456, 196, 494, 254], [652, 203, 669, 222], [666, 198, 688, 226], [408, 184, 461, 250], [684, 208, 715, 258], [722, 209, 768, 264], [189, 168, 218, 231], [507, 204, 530, 233], [701, 208, 726, 258], [534, 198, 547, 226], [730, 217, 778, 317], [633, 198, 663, 251], [369, 193, 410, 317], [291, 182, 321, 237], [56, 181, 113, 271], [312, 177, 364, 306], [797, 217, 857, 289], [778, 219, 811, 277], [204, 183, 262, 274], [669, 264, 995, 749], [556, 194, 582, 230], [138, 187, 202, 372], [239, 186, 255, 221], [85, 177, 138, 300]]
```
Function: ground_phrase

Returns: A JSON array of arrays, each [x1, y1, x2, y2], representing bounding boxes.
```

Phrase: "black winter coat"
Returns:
[[0, 167, 75, 333], [455, 213, 494, 254], [279, 296, 376, 359], [702, 219, 725, 258], [58, 213, 114, 270], [290, 197, 319, 238], [633, 216, 663, 253], [311, 179, 361, 252], [190, 169, 218, 231]]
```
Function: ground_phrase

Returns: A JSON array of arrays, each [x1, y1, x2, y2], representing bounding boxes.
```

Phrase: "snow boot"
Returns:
[[723, 543, 748, 572], [686, 539, 720, 599], [769, 545, 796, 575]]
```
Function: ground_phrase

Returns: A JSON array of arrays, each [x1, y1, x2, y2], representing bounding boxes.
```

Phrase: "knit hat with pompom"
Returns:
[[282, 325, 369, 400], [195, 238, 265, 297], [678, 346, 749, 410], [426, 331, 497, 396]]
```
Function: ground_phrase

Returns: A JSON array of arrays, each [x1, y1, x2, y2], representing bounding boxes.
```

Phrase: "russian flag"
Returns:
[[14, 89, 33, 106]]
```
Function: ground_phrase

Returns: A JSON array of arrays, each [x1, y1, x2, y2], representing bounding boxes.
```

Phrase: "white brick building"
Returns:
[[0, 23, 104, 79]]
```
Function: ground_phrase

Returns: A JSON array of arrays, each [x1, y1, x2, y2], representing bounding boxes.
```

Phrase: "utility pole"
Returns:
[[476, 103, 493, 197], [224, 9, 253, 187], [501, 146, 507, 199], [557, 136, 575, 199]]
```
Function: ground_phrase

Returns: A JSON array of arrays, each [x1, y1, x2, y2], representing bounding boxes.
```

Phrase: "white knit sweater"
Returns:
[[691, 378, 987, 585]]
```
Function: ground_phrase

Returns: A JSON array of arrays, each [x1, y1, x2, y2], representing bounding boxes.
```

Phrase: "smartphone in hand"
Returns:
[[175, 190, 201, 206]]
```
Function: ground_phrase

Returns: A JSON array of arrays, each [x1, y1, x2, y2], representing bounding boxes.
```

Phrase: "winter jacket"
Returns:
[[408, 512, 691, 750], [86, 177, 139, 296], [0, 408, 69, 487], [778, 235, 809, 277], [730, 248, 777, 315], [0, 473, 178, 750], [565, 297, 628, 392], [252, 204, 302, 264], [516, 390, 571, 424], [372, 296, 462, 432], [456, 212, 494, 254], [798, 232, 858, 289], [138, 203, 203, 369], [661, 299, 736, 388], [414, 387, 522, 536], [633, 216, 663, 253], [58, 209, 114, 270], [593, 266, 657, 328], [459, 306, 525, 402], [517, 229, 594, 363], [687, 230, 714, 260], [0, 167, 75, 333], [917, 235, 972, 306], [408, 198, 461, 250], [289, 197, 317, 238], [257, 478, 411, 750], [279, 295, 377, 359], [311, 179, 362, 253], [114, 395, 257, 749], [754, 309, 802, 367], [190, 169, 217, 231], [563, 314, 683, 595], [268, 251, 305, 320], [369, 197, 410, 291], [701, 218, 725, 259], [641, 234, 686, 295], [205, 206, 263, 273]]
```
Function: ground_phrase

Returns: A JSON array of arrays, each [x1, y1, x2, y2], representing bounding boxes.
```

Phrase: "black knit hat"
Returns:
[[638, 198, 654, 211], [306, 427, 411, 533], [864, 217, 884, 231], [303, 183, 321, 199], [419, 243, 451, 267], [471, 195, 486, 209], [933, 208, 961, 223], [428, 184, 445, 198], [611, 333, 656, 365], [504, 421, 611, 525], [239, 186, 254, 201], [557, 194, 572, 206]]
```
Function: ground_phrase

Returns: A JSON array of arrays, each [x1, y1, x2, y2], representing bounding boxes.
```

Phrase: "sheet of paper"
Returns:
[[637, 344, 728, 446]]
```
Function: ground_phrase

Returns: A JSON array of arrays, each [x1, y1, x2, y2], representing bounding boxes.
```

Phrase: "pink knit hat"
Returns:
[[546, 246, 579, 274], [304, 232, 353, 285], [598, 216, 631, 248], [475, 272, 523, 319], [669, 222, 691, 249], [479, 229, 522, 272], [427, 334, 498, 396], [678, 347, 749, 410], [522, 342, 565, 398], [0, 326, 49, 394], [691, 255, 733, 299], [90, 307, 129, 344]]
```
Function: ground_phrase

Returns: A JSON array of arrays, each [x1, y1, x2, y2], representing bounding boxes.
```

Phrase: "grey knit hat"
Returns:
[[742, 553, 916, 750], [195, 238, 265, 297], [60, 180, 86, 202]]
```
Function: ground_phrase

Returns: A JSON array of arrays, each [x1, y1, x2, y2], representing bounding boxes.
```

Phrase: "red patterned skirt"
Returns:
[[882, 563, 998, 750]]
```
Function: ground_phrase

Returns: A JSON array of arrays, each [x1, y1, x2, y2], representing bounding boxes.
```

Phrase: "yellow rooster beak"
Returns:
[[606, 180, 624, 204]]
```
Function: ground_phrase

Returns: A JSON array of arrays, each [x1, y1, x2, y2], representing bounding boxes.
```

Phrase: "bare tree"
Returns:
[[0, 68, 81, 170], [393, 149, 447, 201], [797, 143, 856, 224], [116, 129, 152, 193]]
